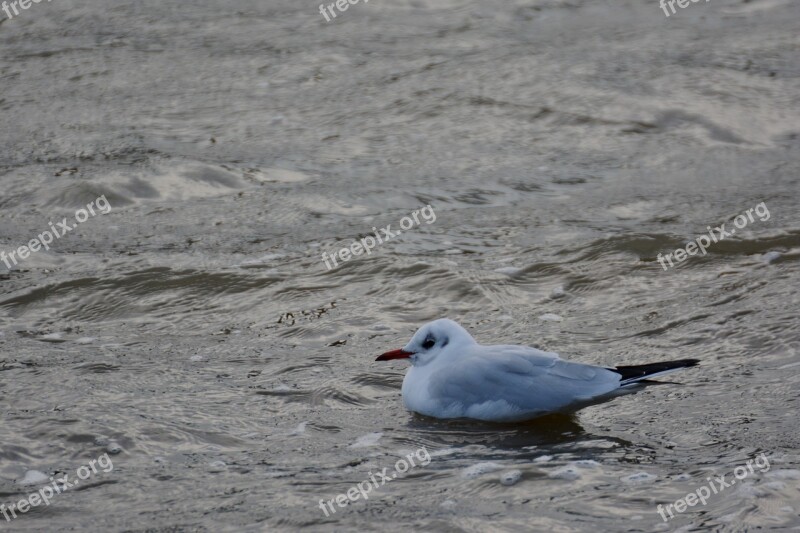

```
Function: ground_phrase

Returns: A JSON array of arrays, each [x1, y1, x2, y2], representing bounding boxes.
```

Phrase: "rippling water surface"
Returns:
[[1, 0, 799, 531]]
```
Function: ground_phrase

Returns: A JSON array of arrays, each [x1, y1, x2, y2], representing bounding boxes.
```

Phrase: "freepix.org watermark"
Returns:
[[657, 201, 770, 271], [656, 453, 770, 523], [659, 0, 710, 17], [318, 0, 369, 22], [0, 195, 111, 270], [1, 452, 114, 522], [318, 446, 431, 517], [1, 0, 53, 22], [321, 205, 436, 271]]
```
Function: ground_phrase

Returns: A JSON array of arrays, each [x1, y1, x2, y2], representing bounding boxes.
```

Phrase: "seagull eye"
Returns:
[[422, 338, 435, 350]]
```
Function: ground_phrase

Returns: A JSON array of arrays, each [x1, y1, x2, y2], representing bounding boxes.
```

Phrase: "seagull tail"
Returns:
[[613, 359, 700, 386]]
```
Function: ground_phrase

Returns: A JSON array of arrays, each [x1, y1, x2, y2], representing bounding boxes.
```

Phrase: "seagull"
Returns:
[[376, 319, 699, 422]]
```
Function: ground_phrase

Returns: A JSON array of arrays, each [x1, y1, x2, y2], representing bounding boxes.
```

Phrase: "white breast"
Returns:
[[401, 365, 450, 418]]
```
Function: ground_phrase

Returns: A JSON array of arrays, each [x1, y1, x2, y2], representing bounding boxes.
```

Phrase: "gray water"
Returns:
[[1, 0, 799, 531]]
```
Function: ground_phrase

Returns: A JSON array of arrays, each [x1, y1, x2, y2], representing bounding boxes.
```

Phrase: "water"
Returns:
[[1, 0, 799, 531]]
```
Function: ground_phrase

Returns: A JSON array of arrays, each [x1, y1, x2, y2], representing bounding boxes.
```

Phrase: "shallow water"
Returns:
[[1, 0, 799, 531]]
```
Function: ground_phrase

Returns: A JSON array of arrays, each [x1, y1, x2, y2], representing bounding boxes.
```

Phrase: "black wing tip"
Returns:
[[613, 358, 700, 382]]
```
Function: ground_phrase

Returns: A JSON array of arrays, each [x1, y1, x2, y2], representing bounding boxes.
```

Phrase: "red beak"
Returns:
[[376, 349, 413, 361]]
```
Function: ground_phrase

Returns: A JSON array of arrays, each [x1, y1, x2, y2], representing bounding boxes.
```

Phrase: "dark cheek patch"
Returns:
[[441, 337, 449, 348]]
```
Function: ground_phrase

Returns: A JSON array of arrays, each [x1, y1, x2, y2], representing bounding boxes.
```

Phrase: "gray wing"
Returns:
[[428, 345, 622, 414]]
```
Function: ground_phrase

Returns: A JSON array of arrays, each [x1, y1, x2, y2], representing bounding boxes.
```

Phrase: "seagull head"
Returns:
[[376, 319, 476, 366]]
